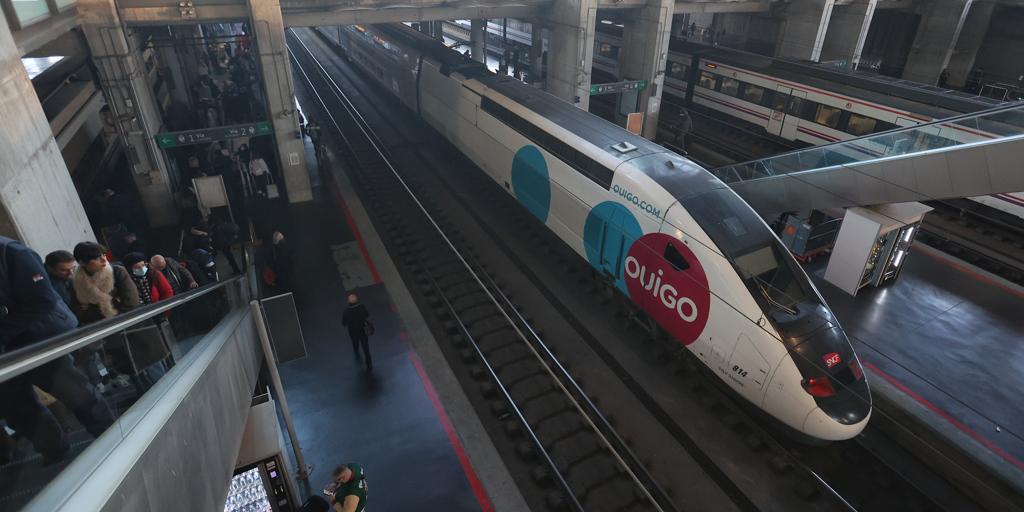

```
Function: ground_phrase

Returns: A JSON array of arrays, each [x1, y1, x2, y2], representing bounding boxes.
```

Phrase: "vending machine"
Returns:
[[824, 202, 932, 296], [226, 394, 298, 512]]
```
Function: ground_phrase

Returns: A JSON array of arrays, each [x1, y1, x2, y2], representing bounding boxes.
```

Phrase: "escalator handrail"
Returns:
[[715, 101, 1024, 172], [0, 274, 246, 384]]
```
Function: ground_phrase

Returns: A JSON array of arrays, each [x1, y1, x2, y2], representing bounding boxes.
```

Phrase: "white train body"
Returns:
[[324, 24, 872, 441]]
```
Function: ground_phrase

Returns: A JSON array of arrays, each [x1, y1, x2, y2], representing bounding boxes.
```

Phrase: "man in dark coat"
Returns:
[[212, 217, 241, 275], [341, 294, 372, 371], [0, 237, 114, 463], [150, 254, 198, 293], [44, 250, 76, 307]]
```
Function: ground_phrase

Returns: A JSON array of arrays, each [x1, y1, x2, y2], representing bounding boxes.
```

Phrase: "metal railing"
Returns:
[[0, 274, 246, 385], [712, 102, 1024, 184]]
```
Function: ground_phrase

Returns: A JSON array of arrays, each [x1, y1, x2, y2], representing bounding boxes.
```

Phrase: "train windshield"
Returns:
[[680, 188, 814, 313]]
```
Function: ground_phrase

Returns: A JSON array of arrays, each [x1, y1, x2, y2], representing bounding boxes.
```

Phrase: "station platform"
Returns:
[[269, 135, 527, 510], [807, 243, 1024, 495]]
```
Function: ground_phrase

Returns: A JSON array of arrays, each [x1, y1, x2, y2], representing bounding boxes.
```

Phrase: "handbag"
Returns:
[[364, 320, 375, 336]]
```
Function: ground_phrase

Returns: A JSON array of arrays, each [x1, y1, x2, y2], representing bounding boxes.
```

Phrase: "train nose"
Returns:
[[811, 366, 871, 425]]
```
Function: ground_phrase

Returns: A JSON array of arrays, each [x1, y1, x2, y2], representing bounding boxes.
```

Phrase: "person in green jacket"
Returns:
[[328, 463, 367, 512]]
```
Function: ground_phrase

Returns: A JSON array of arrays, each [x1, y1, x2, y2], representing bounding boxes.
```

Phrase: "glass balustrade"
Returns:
[[712, 103, 1024, 184]]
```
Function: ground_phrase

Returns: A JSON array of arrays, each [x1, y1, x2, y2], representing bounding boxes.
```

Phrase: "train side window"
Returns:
[[846, 113, 877, 136], [743, 83, 765, 104], [872, 119, 897, 133], [814, 104, 842, 128], [664, 243, 690, 272], [787, 96, 806, 116], [698, 71, 716, 89], [764, 90, 782, 110], [667, 62, 688, 80], [719, 77, 740, 97]]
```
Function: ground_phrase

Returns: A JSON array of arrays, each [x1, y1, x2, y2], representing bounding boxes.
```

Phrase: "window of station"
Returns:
[[846, 113, 877, 136], [719, 77, 741, 97], [742, 84, 765, 104], [698, 71, 717, 90], [814, 104, 842, 129]]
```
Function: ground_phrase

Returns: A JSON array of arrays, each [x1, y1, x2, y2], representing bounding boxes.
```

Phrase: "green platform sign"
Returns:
[[155, 122, 273, 148], [590, 80, 647, 96]]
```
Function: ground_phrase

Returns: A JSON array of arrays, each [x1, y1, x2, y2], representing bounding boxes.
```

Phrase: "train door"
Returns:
[[596, 207, 633, 277], [766, 86, 806, 140]]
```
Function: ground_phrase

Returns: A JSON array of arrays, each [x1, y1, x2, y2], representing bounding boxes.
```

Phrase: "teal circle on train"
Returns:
[[583, 201, 643, 294], [511, 145, 551, 223]]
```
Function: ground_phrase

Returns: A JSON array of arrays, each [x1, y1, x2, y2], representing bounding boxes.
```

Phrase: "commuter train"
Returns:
[[316, 23, 872, 441], [593, 29, 1024, 224]]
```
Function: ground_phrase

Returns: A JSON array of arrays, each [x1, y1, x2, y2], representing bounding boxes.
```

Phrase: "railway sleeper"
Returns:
[[534, 411, 589, 448], [495, 359, 545, 386], [568, 461, 632, 502], [475, 330, 520, 354], [466, 318, 515, 341], [549, 431, 604, 472], [584, 483, 653, 512], [457, 304, 504, 326], [522, 395, 575, 426], [485, 344, 535, 369]]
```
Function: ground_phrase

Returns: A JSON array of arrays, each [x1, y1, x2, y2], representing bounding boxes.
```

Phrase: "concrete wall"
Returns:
[[0, 7, 95, 255], [27, 307, 263, 511], [971, 4, 1024, 86]]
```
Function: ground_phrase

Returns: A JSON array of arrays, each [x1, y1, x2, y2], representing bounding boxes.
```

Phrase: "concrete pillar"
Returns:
[[776, 0, 835, 61], [471, 19, 487, 64], [79, 0, 178, 227], [529, 20, 544, 85], [248, 0, 312, 203], [546, 0, 597, 110], [945, 1, 995, 88], [620, 0, 673, 139], [901, 0, 973, 85], [156, 27, 191, 107], [0, 8, 95, 255], [819, 0, 877, 69]]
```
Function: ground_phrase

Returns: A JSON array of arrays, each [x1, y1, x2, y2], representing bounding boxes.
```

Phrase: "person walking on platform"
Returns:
[[341, 294, 372, 371], [326, 463, 368, 512]]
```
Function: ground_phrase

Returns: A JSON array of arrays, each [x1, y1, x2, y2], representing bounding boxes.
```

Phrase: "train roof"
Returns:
[[380, 23, 725, 202], [668, 39, 1005, 118]]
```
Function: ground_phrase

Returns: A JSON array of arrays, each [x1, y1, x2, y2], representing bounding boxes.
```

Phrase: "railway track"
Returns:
[[289, 27, 985, 512], [921, 200, 1024, 286], [288, 30, 673, 512]]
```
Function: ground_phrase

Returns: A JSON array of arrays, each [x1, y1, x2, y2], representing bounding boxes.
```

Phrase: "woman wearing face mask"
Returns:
[[122, 253, 175, 388], [122, 253, 174, 306]]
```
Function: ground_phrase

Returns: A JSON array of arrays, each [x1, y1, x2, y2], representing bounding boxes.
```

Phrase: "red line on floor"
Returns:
[[329, 180, 382, 284], [409, 353, 495, 512], [863, 360, 1024, 472], [915, 244, 1024, 300]]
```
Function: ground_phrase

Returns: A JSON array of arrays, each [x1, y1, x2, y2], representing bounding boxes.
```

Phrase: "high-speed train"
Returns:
[[595, 29, 1024, 224], [316, 23, 872, 441]]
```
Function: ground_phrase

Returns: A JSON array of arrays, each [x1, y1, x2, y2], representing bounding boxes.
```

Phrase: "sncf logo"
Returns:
[[624, 233, 711, 345]]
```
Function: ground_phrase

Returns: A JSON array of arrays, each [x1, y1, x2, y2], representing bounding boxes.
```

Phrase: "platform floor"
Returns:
[[808, 243, 1024, 485], [269, 136, 522, 510]]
